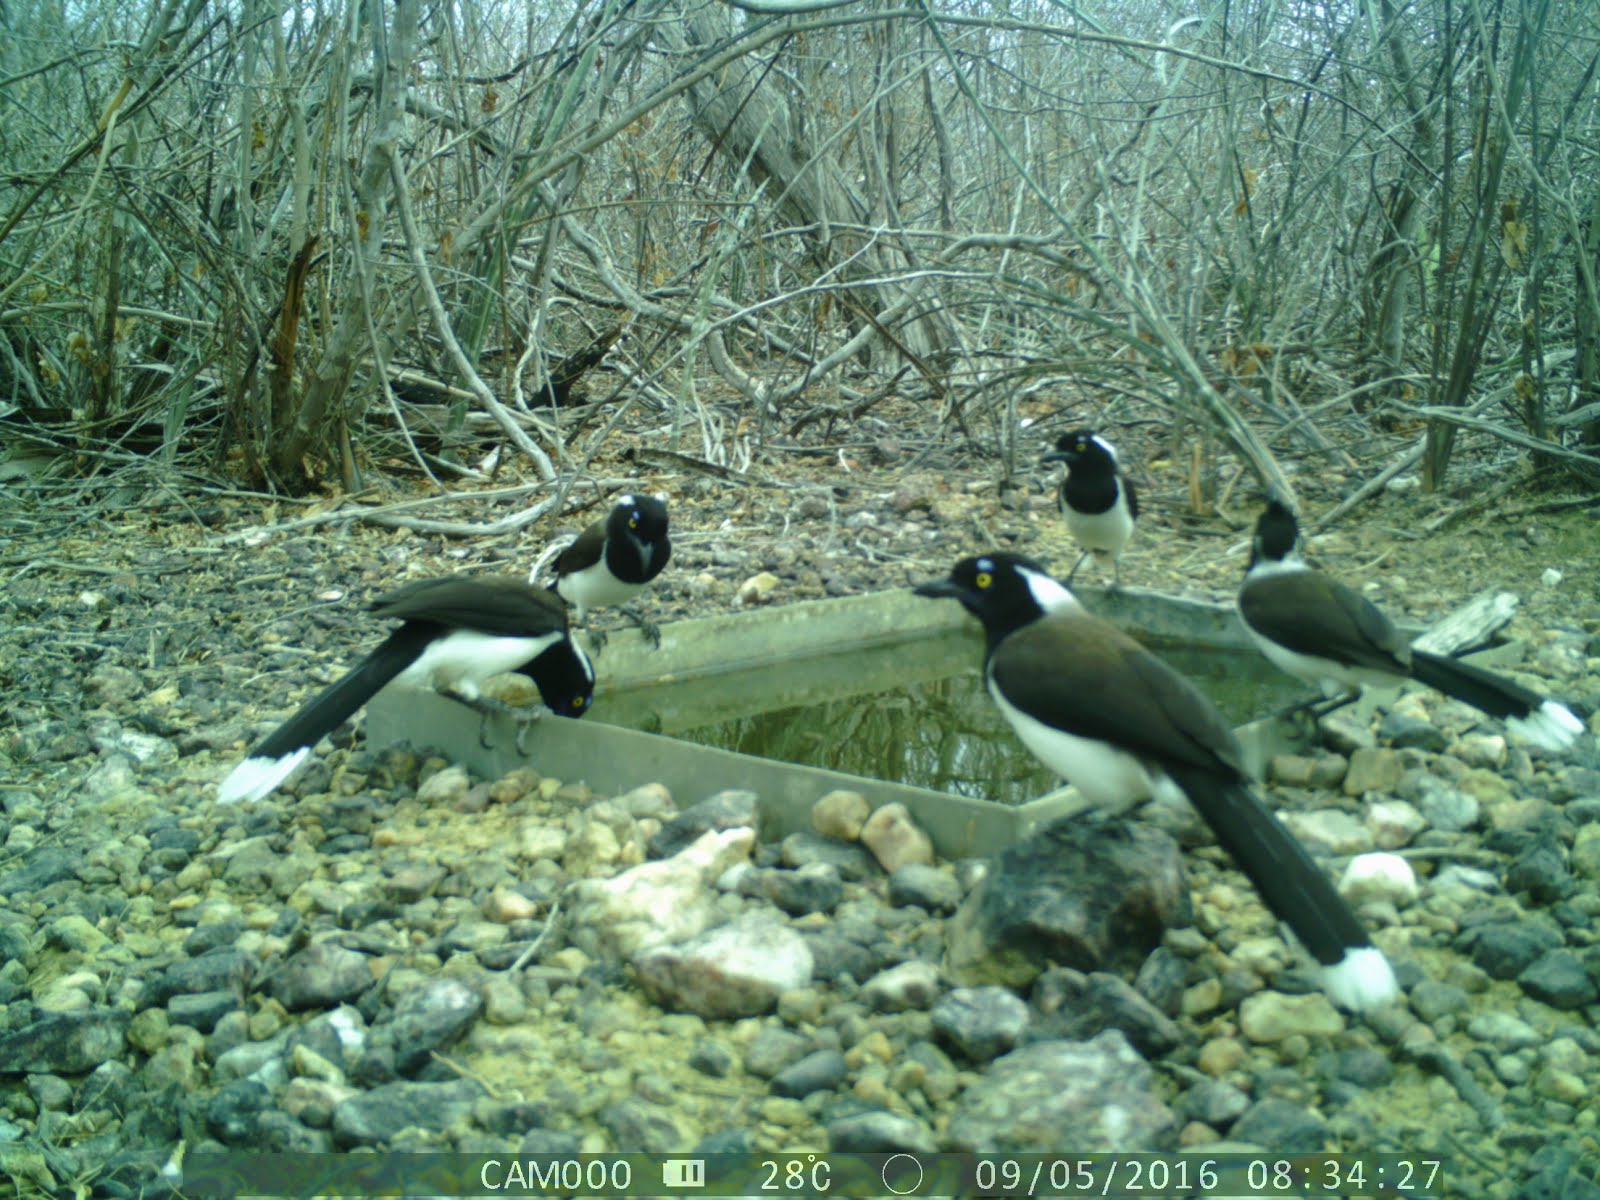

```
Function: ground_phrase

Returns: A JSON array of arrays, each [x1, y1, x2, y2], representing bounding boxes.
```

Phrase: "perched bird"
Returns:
[[1042, 429, 1138, 585], [916, 552, 1398, 1012], [218, 577, 593, 805], [1240, 499, 1583, 753], [548, 493, 672, 645]]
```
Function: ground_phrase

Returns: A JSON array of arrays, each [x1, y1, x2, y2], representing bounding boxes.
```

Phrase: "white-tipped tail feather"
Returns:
[[1505, 699, 1585, 753], [1322, 946, 1399, 1013], [217, 748, 309, 805]]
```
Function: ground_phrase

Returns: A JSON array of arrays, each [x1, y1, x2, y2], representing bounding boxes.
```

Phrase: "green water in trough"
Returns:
[[591, 627, 1313, 807]]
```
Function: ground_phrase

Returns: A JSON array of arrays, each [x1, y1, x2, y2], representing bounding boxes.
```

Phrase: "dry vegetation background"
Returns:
[[3, 0, 1599, 519]]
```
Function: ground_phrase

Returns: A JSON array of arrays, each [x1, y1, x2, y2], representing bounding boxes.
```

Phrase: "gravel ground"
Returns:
[[2, 435, 1599, 1199]]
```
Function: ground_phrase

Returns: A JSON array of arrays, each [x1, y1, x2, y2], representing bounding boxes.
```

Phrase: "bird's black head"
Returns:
[[914, 552, 1075, 644], [608, 493, 671, 574], [1250, 498, 1303, 567], [1042, 429, 1117, 472], [528, 637, 595, 718]]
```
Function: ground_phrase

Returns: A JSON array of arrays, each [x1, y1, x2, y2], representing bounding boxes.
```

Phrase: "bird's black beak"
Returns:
[[1040, 449, 1069, 466], [913, 578, 960, 600]]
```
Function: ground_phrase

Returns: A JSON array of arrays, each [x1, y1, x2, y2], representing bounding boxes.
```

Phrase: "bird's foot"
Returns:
[[587, 627, 609, 655], [449, 693, 551, 751]]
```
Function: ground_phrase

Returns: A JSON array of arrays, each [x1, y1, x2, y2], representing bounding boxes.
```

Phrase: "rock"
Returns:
[[1332, 1046, 1394, 1086], [1319, 709, 1375, 753], [812, 790, 870, 841], [331, 1079, 483, 1147], [1231, 1097, 1329, 1152], [0, 849, 82, 897], [374, 978, 484, 1074], [930, 986, 1029, 1062], [888, 863, 963, 914], [1408, 981, 1470, 1023], [1517, 950, 1599, 1010], [269, 942, 373, 1011], [1470, 921, 1564, 980], [769, 1049, 847, 1098], [859, 802, 934, 873], [1452, 733, 1507, 769], [1378, 710, 1448, 751], [1464, 1012, 1541, 1052], [945, 1030, 1176, 1150], [141, 948, 253, 1008], [207, 1078, 271, 1145], [827, 1110, 939, 1154], [567, 827, 755, 961], [743, 1027, 809, 1078], [1339, 853, 1418, 906], [862, 960, 942, 1012], [647, 792, 757, 860], [168, 990, 240, 1034], [1239, 992, 1344, 1042], [416, 765, 471, 806], [1504, 837, 1573, 904], [1030, 968, 1183, 1058], [1366, 800, 1426, 849], [598, 1097, 683, 1151], [763, 862, 843, 916], [1402, 774, 1480, 832], [0, 1009, 129, 1075], [736, 572, 782, 605], [946, 817, 1189, 987], [779, 832, 880, 881], [689, 1038, 736, 1078], [83, 664, 143, 707], [1282, 809, 1373, 855], [1343, 747, 1405, 795], [633, 912, 813, 1018], [1179, 1078, 1251, 1128]]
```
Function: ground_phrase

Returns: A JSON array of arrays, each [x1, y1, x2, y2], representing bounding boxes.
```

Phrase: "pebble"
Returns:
[[929, 986, 1030, 1061], [1339, 852, 1419, 905], [633, 912, 813, 1018], [862, 960, 942, 1012], [859, 802, 934, 873], [812, 790, 870, 841], [1238, 992, 1344, 1043]]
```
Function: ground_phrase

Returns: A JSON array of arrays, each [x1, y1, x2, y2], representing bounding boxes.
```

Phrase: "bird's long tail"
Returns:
[[1167, 767, 1398, 1012], [217, 624, 434, 804], [1411, 650, 1583, 752]]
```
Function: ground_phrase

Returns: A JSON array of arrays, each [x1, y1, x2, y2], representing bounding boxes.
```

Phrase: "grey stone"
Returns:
[[888, 863, 963, 914], [1030, 968, 1183, 1058], [826, 1110, 938, 1154], [634, 913, 813, 1018], [0, 849, 81, 897], [1471, 922, 1564, 980], [742, 1027, 809, 1079], [1377, 711, 1448, 752], [377, 978, 483, 1075], [778, 831, 881, 881], [1231, 1097, 1329, 1152], [270, 942, 373, 1011], [764, 863, 844, 916], [862, 960, 942, 1012], [1518, 950, 1599, 1010], [945, 1029, 1176, 1150], [1409, 981, 1470, 1023], [945, 817, 1189, 988], [689, 1038, 736, 1078], [769, 1049, 847, 1098], [167, 991, 240, 1034], [1179, 1079, 1251, 1127], [207, 1078, 271, 1145], [649, 790, 758, 859], [597, 1097, 682, 1152], [1505, 838, 1574, 904], [0, 1009, 128, 1075], [331, 1079, 484, 1147], [141, 948, 253, 1008], [930, 986, 1029, 1062]]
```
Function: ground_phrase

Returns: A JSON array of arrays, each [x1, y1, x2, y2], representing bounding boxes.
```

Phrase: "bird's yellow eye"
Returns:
[[976, 571, 992, 589], [573, 695, 587, 709], [1076, 437, 1087, 450], [628, 515, 639, 528]]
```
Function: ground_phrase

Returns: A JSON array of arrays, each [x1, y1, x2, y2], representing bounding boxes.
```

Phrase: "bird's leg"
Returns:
[[621, 604, 662, 648], [1065, 550, 1090, 586], [447, 691, 551, 751]]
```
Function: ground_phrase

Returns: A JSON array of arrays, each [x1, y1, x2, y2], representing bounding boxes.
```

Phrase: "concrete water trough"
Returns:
[[365, 584, 1328, 861]]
